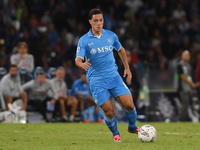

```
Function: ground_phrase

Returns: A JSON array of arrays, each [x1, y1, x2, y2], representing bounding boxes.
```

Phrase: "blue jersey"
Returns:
[[71, 79, 91, 97], [76, 29, 121, 83]]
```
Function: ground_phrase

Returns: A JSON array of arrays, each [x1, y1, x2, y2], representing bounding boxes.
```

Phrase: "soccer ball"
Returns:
[[138, 125, 157, 142]]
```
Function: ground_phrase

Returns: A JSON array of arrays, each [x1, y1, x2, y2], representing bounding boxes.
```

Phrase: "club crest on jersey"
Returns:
[[107, 38, 111, 43], [90, 49, 97, 54]]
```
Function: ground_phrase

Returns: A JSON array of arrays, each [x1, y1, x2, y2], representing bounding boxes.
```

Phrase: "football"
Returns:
[[138, 125, 157, 142]]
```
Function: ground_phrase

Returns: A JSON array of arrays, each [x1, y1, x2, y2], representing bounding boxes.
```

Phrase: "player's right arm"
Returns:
[[75, 58, 91, 71], [75, 37, 91, 71]]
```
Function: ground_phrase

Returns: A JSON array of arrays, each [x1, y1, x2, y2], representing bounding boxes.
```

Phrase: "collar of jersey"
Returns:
[[88, 29, 106, 37]]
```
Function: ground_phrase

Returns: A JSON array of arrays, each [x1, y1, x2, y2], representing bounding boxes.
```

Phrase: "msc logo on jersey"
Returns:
[[97, 45, 113, 53], [107, 38, 111, 43], [90, 49, 97, 54], [77, 47, 80, 52]]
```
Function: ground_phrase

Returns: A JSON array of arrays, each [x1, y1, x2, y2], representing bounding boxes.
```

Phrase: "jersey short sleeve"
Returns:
[[76, 37, 86, 59], [113, 33, 121, 51]]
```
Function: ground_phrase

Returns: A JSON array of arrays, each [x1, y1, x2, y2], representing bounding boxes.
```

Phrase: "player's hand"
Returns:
[[124, 68, 132, 83], [50, 99, 56, 105], [81, 59, 91, 71]]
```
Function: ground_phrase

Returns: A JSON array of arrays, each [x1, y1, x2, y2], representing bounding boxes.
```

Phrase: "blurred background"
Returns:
[[0, 0, 199, 89], [0, 0, 200, 122]]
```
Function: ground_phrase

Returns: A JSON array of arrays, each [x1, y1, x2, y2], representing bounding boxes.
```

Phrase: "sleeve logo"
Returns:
[[77, 47, 80, 52]]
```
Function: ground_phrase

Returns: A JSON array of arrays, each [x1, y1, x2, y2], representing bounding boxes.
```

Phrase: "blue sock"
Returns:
[[81, 111, 87, 120], [105, 117, 119, 136], [125, 107, 137, 131]]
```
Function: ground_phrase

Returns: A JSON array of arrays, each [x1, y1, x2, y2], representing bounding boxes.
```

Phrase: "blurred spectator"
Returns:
[[16, 0, 27, 20], [10, 41, 34, 73], [176, 50, 200, 121], [71, 70, 104, 123], [178, 15, 190, 34], [41, 10, 52, 25], [4, 0, 17, 22], [125, 0, 143, 14], [0, 65, 27, 110], [172, 3, 186, 20], [22, 70, 56, 121], [49, 67, 78, 122]]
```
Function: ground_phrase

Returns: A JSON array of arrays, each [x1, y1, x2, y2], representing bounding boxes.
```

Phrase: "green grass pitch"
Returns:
[[0, 122, 199, 150]]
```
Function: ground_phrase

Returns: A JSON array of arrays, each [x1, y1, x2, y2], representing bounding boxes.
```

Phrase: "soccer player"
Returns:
[[50, 67, 78, 122], [75, 8, 140, 142]]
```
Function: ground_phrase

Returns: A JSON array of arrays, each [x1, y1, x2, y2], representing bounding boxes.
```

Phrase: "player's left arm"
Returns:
[[117, 46, 132, 83]]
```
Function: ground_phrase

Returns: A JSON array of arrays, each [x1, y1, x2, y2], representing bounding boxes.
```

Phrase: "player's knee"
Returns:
[[125, 103, 134, 111], [105, 110, 114, 118]]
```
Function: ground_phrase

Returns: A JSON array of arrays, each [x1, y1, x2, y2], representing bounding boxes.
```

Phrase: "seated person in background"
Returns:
[[50, 67, 78, 122], [22, 70, 55, 121], [10, 42, 34, 73], [0, 65, 27, 111], [71, 70, 104, 123]]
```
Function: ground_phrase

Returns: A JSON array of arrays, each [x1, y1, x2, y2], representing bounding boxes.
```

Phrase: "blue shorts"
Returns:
[[89, 74, 131, 107]]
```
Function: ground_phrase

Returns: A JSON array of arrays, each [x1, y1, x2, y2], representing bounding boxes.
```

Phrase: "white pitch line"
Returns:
[[164, 132, 200, 135]]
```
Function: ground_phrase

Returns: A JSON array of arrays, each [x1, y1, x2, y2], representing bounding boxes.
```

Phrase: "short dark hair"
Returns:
[[88, 8, 103, 20]]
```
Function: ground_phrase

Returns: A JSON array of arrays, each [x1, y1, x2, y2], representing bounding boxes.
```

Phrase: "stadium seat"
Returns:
[[0, 67, 7, 81], [18, 68, 33, 85], [33, 66, 45, 79], [47, 67, 57, 79]]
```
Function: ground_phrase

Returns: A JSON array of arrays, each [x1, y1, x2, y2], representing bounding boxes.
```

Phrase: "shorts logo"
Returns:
[[90, 49, 97, 54], [77, 47, 80, 52], [107, 38, 111, 43]]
